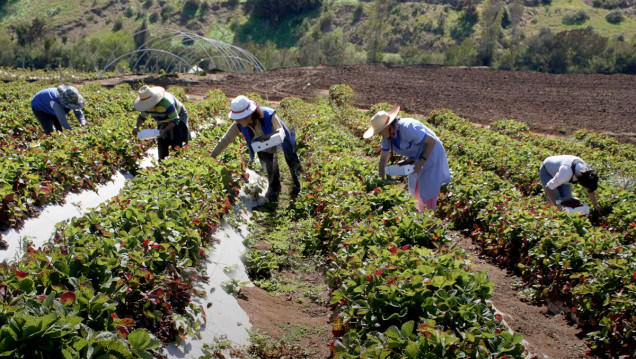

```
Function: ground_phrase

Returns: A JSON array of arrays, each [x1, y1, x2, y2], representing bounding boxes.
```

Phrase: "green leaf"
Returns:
[[19, 278, 34, 292], [401, 320, 414, 337], [128, 329, 160, 351], [385, 325, 401, 339], [404, 342, 419, 359]]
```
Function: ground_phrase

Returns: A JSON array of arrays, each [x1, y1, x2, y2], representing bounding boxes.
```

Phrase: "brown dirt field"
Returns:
[[97, 64, 633, 358], [107, 64, 636, 144]]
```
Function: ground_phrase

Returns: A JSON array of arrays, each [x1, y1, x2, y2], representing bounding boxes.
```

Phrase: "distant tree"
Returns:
[[450, 3, 478, 42], [13, 17, 47, 46], [365, 0, 395, 63], [610, 41, 636, 73], [182, 0, 200, 20], [476, 0, 504, 66], [251, 0, 322, 21], [516, 28, 607, 73]]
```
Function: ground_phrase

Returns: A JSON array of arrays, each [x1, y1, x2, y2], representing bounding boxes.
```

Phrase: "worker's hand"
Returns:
[[132, 127, 139, 136], [159, 128, 168, 139], [80, 121, 88, 127], [414, 158, 426, 173]]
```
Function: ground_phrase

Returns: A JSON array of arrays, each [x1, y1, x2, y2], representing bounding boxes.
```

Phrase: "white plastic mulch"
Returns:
[[164, 168, 266, 357], [0, 148, 157, 263], [1, 144, 264, 357]]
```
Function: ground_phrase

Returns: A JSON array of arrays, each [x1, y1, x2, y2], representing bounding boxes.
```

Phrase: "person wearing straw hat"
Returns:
[[132, 85, 190, 161], [31, 84, 87, 135], [211, 95, 301, 203], [364, 105, 450, 213]]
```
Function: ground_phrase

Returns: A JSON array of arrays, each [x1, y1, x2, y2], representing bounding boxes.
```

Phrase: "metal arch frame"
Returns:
[[101, 27, 265, 75]]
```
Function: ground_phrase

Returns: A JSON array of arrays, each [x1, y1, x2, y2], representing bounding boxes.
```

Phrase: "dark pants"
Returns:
[[158, 109, 190, 160], [32, 108, 63, 135], [257, 149, 301, 200]]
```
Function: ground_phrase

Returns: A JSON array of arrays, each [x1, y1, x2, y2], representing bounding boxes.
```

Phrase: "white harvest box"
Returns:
[[564, 203, 590, 215], [251, 132, 284, 153], [385, 159, 416, 176], [137, 129, 161, 140]]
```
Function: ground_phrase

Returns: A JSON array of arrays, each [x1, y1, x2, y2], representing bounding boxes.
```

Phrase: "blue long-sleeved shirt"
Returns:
[[31, 88, 86, 129]]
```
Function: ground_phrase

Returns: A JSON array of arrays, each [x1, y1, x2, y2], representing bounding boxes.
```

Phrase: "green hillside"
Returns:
[[0, 0, 634, 73]]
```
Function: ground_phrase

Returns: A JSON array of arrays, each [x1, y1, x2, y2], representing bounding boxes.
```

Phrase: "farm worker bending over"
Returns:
[[539, 155, 601, 214], [364, 105, 451, 214], [31, 85, 87, 135], [211, 95, 301, 203], [132, 85, 190, 161]]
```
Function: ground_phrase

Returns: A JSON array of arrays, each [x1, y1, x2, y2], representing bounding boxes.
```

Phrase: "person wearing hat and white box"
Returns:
[[211, 95, 301, 203], [364, 105, 450, 213], [539, 155, 601, 214], [132, 85, 190, 161], [31, 84, 87, 135]]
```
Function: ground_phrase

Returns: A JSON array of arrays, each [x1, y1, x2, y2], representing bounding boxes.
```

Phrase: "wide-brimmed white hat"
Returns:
[[57, 84, 85, 111], [228, 95, 258, 120], [363, 105, 400, 139], [134, 85, 166, 112]]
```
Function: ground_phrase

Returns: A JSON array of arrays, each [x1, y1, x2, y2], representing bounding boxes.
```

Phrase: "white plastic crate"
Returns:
[[251, 131, 284, 153], [564, 203, 590, 215], [137, 128, 161, 140], [385, 160, 416, 176]]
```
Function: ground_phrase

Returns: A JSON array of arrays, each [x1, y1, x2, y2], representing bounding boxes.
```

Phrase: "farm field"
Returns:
[[1, 66, 635, 358], [102, 64, 636, 145]]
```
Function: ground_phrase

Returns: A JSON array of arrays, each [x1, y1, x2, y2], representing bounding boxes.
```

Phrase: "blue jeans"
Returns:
[[539, 165, 572, 202], [157, 108, 190, 160], [257, 150, 301, 201], [32, 108, 64, 135]]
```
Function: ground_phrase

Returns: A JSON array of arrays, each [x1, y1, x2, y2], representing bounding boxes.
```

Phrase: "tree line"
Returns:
[[0, 0, 634, 74]]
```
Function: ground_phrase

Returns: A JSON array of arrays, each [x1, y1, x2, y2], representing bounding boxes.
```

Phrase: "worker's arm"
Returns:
[[544, 187, 563, 210], [211, 123, 241, 158], [132, 114, 146, 136], [414, 135, 436, 174], [379, 150, 390, 179], [586, 189, 602, 215]]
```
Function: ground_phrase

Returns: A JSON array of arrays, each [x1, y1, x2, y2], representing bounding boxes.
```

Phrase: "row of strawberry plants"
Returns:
[[428, 111, 635, 356], [0, 91, 248, 357], [437, 159, 636, 357], [243, 95, 530, 357], [490, 120, 635, 164], [329, 87, 635, 357], [423, 116, 636, 356], [573, 129, 635, 162], [489, 119, 635, 240], [0, 81, 133, 146], [432, 112, 635, 242], [0, 82, 174, 234]]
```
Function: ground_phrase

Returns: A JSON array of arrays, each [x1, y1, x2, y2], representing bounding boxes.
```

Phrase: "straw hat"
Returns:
[[134, 86, 166, 112], [363, 105, 400, 139], [57, 85, 85, 111], [228, 95, 258, 120]]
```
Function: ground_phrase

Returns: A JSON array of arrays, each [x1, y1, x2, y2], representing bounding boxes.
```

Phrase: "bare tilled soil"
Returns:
[[96, 64, 631, 358], [102, 64, 636, 144]]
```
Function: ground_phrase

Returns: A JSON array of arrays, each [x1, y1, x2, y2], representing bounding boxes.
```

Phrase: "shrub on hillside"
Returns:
[[562, 10, 590, 25], [605, 10, 624, 24], [592, 0, 631, 9], [251, 0, 322, 21], [182, 0, 200, 20]]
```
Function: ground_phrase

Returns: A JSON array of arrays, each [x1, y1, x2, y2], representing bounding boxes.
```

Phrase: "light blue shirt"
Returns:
[[381, 118, 451, 202]]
